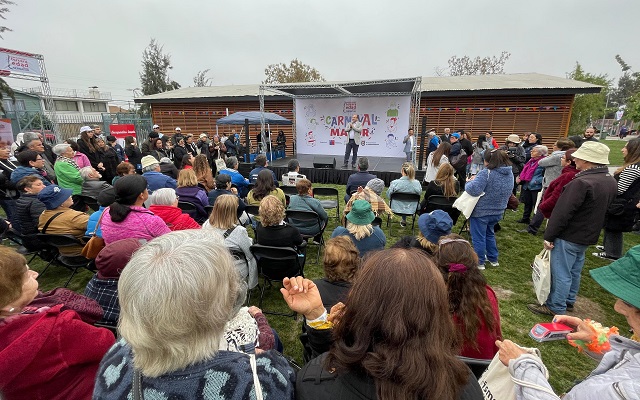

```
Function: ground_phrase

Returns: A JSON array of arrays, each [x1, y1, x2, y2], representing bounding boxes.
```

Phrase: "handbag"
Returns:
[[478, 345, 556, 400], [81, 211, 106, 259], [450, 149, 468, 170], [453, 191, 483, 219], [506, 193, 519, 210], [531, 249, 551, 305]]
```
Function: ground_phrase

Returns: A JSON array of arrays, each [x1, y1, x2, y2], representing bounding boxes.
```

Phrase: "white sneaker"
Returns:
[[477, 264, 486, 270], [489, 261, 499, 267]]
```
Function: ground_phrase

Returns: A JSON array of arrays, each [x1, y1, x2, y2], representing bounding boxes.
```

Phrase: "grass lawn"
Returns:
[[2, 138, 638, 394], [602, 137, 627, 166]]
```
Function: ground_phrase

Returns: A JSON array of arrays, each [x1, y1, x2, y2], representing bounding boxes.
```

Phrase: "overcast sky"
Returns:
[[3, 0, 638, 107]]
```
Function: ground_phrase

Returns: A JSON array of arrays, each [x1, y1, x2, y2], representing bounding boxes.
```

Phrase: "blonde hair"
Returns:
[[259, 195, 285, 227], [177, 169, 198, 187], [208, 194, 238, 229], [193, 154, 212, 180], [323, 236, 359, 282], [401, 162, 416, 180], [118, 230, 238, 377], [434, 163, 458, 198], [346, 221, 374, 240]]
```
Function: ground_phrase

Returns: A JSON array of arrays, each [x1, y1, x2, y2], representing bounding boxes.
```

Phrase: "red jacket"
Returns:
[[454, 285, 502, 360], [538, 165, 578, 219], [148, 204, 201, 230], [0, 305, 115, 400]]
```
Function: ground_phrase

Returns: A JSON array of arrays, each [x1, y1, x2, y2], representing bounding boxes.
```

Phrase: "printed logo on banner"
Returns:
[[329, 139, 335, 145], [7, 55, 33, 73], [343, 102, 356, 113]]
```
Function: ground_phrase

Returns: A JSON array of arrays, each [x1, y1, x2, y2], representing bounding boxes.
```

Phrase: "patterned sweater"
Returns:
[[93, 339, 295, 399]]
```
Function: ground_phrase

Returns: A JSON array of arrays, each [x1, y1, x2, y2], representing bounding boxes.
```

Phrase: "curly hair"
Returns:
[[192, 154, 211, 180], [327, 248, 469, 400], [259, 195, 285, 227], [436, 234, 499, 350], [323, 236, 359, 282]]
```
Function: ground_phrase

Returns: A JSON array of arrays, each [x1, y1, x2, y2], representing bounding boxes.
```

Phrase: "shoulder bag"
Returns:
[[81, 211, 106, 259]]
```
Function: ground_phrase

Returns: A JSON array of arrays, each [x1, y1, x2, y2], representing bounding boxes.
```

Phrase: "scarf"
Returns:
[[519, 156, 542, 182], [57, 156, 80, 171]]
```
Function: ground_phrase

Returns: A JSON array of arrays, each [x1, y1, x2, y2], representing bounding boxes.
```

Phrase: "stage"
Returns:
[[238, 153, 425, 186]]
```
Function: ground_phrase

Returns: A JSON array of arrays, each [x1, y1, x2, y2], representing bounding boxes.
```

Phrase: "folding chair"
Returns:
[[312, 187, 340, 221], [2, 229, 40, 263], [281, 185, 298, 196], [177, 201, 197, 213], [204, 205, 213, 216], [457, 356, 491, 379], [286, 209, 327, 263], [423, 195, 461, 225], [387, 192, 421, 237], [250, 244, 306, 317], [243, 205, 261, 238], [36, 233, 95, 287]]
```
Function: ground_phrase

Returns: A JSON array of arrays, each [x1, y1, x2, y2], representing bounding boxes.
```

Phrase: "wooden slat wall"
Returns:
[[150, 93, 575, 156]]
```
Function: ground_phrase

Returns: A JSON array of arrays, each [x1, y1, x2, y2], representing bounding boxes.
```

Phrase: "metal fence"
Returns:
[[102, 113, 153, 143]]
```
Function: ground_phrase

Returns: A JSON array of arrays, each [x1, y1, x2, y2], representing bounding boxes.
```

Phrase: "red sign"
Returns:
[[109, 124, 136, 139]]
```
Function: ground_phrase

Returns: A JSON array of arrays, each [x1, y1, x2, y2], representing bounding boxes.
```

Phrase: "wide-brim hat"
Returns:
[[37, 185, 73, 210], [141, 155, 159, 169], [418, 210, 453, 244], [507, 134, 521, 143], [590, 246, 640, 309], [346, 200, 375, 225], [572, 141, 610, 165]]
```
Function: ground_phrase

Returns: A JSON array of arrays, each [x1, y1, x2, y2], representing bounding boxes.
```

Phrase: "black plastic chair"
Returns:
[[2, 229, 40, 263], [285, 209, 326, 263], [36, 233, 94, 287], [387, 192, 421, 237], [250, 244, 306, 317], [204, 205, 213, 216], [281, 186, 298, 196], [244, 205, 261, 238], [423, 195, 461, 225], [313, 187, 340, 221], [457, 356, 491, 379], [177, 201, 197, 213]]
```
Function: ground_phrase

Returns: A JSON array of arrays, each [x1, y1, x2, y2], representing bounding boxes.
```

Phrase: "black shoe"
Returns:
[[566, 303, 574, 312], [516, 219, 530, 224], [592, 252, 618, 261], [516, 229, 535, 235], [527, 303, 555, 317]]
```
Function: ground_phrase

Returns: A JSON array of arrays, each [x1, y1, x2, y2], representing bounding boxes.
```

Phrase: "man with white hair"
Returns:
[[79, 166, 112, 200], [141, 155, 177, 194]]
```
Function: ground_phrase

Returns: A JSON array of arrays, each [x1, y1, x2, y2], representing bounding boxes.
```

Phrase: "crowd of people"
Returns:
[[0, 124, 639, 399]]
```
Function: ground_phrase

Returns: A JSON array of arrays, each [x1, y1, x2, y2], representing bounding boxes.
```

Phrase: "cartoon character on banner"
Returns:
[[306, 131, 316, 147], [305, 104, 316, 118], [386, 133, 397, 148]]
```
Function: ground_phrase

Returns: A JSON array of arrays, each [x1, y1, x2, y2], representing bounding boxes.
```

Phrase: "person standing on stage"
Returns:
[[403, 128, 415, 162], [343, 114, 362, 169]]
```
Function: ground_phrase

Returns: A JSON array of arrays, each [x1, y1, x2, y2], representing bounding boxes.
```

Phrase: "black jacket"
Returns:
[[77, 139, 103, 170], [544, 167, 617, 245], [173, 145, 188, 169], [125, 145, 143, 171], [16, 193, 45, 236]]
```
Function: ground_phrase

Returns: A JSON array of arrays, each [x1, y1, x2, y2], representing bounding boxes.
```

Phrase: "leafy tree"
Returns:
[[566, 62, 611, 135], [193, 69, 212, 87], [139, 39, 180, 115], [263, 59, 324, 84], [626, 93, 640, 123], [0, 0, 15, 113], [611, 55, 640, 107], [437, 51, 511, 76]]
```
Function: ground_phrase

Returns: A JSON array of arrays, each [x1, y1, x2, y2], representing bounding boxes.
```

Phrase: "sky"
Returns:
[[2, 0, 638, 107]]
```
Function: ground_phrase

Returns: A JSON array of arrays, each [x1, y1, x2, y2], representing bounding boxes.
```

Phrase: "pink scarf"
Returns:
[[519, 156, 543, 182]]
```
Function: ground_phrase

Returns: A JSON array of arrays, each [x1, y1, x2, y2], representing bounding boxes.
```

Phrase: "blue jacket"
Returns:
[[85, 207, 106, 238], [287, 194, 328, 235], [219, 169, 250, 198], [465, 166, 514, 218], [10, 166, 52, 186], [522, 166, 544, 191], [331, 225, 386, 257], [345, 171, 377, 198], [142, 171, 177, 194], [428, 136, 440, 152], [249, 166, 278, 187], [387, 176, 422, 215]]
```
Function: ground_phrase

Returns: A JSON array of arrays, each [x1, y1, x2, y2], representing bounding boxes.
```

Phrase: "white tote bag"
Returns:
[[479, 347, 556, 400], [453, 191, 484, 219], [531, 249, 551, 305]]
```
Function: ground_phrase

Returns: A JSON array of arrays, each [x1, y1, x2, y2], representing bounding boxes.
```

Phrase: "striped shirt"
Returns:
[[617, 164, 640, 195]]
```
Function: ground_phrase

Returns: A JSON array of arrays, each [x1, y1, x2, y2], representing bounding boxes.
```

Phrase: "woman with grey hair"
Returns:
[[147, 188, 200, 231], [92, 230, 296, 398], [516, 145, 548, 224], [53, 143, 85, 209]]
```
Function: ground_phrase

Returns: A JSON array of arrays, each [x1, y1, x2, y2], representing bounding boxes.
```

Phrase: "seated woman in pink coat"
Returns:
[[101, 174, 171, 244]]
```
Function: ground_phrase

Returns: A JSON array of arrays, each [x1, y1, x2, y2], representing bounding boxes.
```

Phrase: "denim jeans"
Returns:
[[546, 238, 588, 314], [469, 214, 503, 264], [343, 139, 359, 166]]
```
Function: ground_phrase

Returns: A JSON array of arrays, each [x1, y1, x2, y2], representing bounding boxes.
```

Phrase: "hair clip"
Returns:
[[448, 263, 467, 273]]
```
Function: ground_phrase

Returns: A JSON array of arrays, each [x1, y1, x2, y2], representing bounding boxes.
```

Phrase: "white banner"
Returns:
[[295, 96, 411, 158], [0, 50, 41, 76]]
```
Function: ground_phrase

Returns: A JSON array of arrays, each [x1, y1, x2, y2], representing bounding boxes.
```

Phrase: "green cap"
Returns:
[[590, 245, 640, 309], [346, 200, 375, 225]]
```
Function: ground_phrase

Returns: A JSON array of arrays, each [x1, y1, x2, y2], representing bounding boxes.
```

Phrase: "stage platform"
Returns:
[[238, 154, 425, 186]]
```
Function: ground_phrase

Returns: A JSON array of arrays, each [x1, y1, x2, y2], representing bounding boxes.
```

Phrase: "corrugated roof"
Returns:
[[136, 73, 601, 103]]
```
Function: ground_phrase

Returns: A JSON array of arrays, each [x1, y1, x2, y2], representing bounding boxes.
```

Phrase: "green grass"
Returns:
[[603, 138, 627, 166], [2, 138, 637, 394]]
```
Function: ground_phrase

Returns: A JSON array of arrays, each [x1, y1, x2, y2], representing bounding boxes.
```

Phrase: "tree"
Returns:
[[611, 55, 640, 108], [263, 59, 324, 84], [138, 39, 180, 115], [566, 62, 612, 135], [0, 0, 15, 113], [626, 92, 640, 123], [436, 51, 511, 76], [193, 69, 212, 87]]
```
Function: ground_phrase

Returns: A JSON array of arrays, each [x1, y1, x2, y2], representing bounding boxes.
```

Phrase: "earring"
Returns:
[[8, 307, 15, 313]]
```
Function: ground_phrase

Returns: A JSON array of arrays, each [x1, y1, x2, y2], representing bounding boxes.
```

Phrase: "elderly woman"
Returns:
[[387, 162, 422, 227], [202, 194, 257, 289], [37, 184, 89, 256], [79, 166, 112, 200], [112, 161, 136, 185], [283, 248, 483, 399], [219, 156, 250, 198], [516, 145, 548, 224], [176, 168, 209, 222], [497, 245, 640, 399], [331, 199, 386, 257], [257, 194, 303, 249], [287, 178, 328, 241], [313, 236, 359, 312], [65, 139, 92, 169], [438, 234, 502, 359], [101, 174, 171, 244], [193, 154, 215, 192], [148, 188, 200, 231], [92, 230, 296, 398], [52, 143, 83, 196], [0, 246, 115, 399]]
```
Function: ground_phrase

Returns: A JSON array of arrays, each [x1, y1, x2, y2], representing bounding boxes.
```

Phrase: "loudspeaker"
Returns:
[[313, 156, 336, 169]]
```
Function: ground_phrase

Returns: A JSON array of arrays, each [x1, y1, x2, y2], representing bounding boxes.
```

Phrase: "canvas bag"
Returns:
[[531, 249, 551, 305], [478, 346, 556, 400], [453, 191, 484, 219]]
